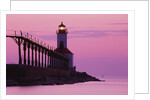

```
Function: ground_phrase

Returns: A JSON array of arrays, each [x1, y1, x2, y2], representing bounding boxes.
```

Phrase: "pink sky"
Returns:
[[6, 14, 128, 77]]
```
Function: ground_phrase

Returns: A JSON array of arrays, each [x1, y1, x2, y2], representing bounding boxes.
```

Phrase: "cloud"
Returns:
[[22, 29, 128, 41], [32, 29, 128, 41], [109, 22, 128, 25], [36, 35, 56, 41], [68, 29, 128, 38]]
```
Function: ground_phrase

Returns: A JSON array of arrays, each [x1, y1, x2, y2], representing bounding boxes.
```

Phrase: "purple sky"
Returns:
[[6, 14, 128, 77]]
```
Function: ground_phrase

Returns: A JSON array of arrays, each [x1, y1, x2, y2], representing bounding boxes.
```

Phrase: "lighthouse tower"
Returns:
[[55, 22, 73, 70]]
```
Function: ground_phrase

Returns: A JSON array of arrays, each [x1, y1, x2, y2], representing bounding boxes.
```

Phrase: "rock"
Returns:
[[7, 80, 19, 86], [6, 71, 102, 86]]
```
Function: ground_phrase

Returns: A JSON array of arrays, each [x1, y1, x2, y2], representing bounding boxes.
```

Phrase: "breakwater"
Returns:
[[6, 64, 101, 86]]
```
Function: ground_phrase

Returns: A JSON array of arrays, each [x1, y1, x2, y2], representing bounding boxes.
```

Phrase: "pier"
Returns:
[[6, 31, 69, 70]]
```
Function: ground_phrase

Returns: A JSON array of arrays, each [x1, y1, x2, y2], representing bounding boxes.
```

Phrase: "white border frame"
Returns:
[[0, 10, 135, 100], [10, 0, 149, 94]]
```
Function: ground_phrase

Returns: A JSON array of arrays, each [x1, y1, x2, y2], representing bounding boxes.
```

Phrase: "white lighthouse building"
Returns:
[[55, 22, 74, 70]]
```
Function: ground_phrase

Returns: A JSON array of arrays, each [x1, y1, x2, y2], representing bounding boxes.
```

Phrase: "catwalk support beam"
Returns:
[[23, 41, 27, 65], [42, 49, 44, 68], [45, 50, 47, 68], [7, 32, 69, 71], [28, 42, 30, 65], [18, 38, 22, 64], [32, 43, 34, 66], [35, 46, 37, 66], [38, 47, 41, 67]]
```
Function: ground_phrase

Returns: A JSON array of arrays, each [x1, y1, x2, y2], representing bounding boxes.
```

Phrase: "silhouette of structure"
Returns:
[[7, 29, 69, 70], [55, 22, 74, 70], [6, 22, 101, 86]]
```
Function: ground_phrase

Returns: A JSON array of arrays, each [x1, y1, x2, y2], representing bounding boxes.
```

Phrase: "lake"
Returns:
[[6, 76, 128, 95]]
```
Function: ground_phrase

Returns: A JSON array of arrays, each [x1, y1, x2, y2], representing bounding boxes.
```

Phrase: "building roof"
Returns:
[[55, 48, 73, 54], [58, 22, 66, 27]]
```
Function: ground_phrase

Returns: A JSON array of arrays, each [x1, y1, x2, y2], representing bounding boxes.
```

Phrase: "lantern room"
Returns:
[[57, 22, 68, 34]]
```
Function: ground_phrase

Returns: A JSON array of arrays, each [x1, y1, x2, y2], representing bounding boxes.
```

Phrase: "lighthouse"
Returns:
[[55, 22, 74, 70]]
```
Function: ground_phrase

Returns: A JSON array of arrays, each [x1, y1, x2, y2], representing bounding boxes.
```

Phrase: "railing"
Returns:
[[6, 31, 69, 71]]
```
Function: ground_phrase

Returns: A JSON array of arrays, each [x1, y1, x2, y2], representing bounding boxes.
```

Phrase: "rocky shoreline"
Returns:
[[7, 71, 102, 86]]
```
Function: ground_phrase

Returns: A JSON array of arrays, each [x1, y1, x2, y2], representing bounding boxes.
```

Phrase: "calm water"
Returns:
[[6, 76, 128, 95]]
